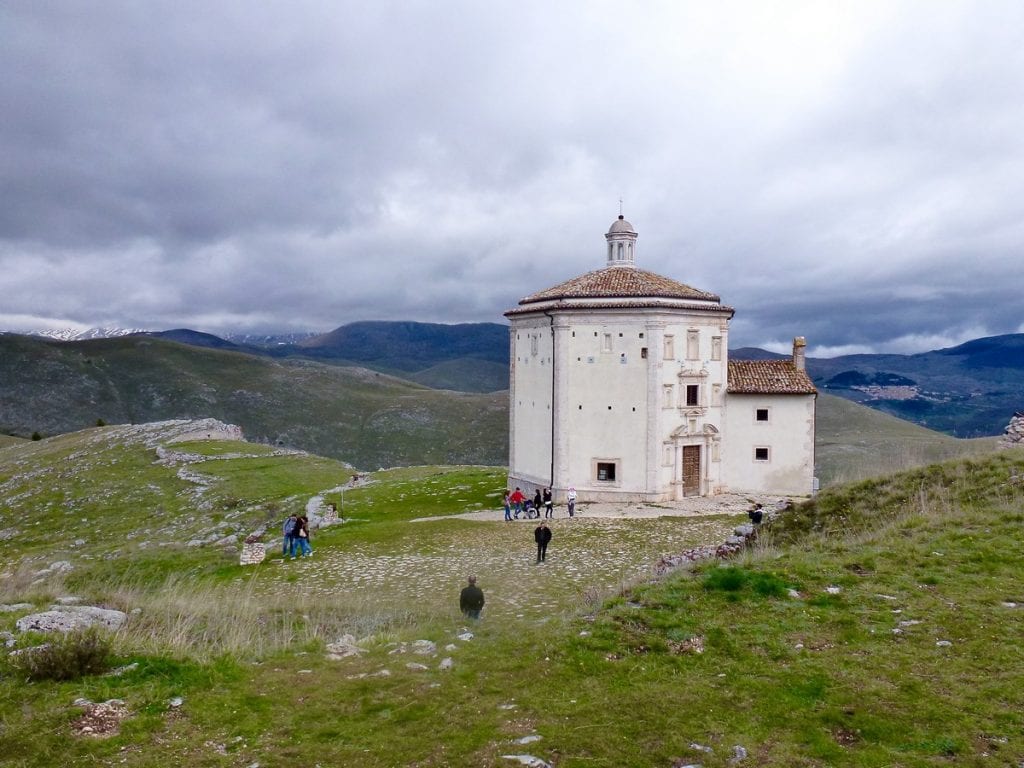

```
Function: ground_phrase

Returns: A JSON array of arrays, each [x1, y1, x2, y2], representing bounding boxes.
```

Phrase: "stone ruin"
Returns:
[[239, 524, 268, 566], [999, 411, 1024, 449]]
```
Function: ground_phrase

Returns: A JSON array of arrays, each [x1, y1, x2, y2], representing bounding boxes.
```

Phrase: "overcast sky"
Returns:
[[2, 1, 1023, 355]]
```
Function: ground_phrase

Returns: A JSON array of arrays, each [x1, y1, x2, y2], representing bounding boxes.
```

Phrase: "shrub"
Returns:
[[31, 431, 41, 441], [7, 628, 112, 681], [96, 418, 106, 427]]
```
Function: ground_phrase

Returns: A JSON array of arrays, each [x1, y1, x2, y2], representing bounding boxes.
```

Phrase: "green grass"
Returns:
[[815, 393, 999, 486], [2, 423, 1024, 766]]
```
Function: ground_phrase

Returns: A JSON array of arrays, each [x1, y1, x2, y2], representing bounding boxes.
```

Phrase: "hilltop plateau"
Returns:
[[1, 420, 1022, 766]]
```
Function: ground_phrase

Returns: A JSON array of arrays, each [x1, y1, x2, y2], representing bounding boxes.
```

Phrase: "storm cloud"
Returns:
[[2, 1, 1022, 353]]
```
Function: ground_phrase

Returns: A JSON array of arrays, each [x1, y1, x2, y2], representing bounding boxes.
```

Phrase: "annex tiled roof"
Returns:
[[727, 360, 818, 395], [519, 267, 720, 304]]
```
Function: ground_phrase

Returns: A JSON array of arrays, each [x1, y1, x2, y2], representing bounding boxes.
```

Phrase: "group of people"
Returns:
[[503, 486, 577, 520], [281, 513, 313, 559]]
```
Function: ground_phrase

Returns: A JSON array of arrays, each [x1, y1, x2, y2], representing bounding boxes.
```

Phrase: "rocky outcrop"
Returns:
[[15, 606, 127, 633]]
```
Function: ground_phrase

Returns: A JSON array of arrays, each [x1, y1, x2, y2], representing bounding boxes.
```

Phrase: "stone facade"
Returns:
[[506, 215, 816, 503]]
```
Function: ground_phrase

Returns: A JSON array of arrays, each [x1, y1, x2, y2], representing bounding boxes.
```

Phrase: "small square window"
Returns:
[[756, 408, 769, 422], [597, 462, 617, 481], [754, 447, 770, 462]]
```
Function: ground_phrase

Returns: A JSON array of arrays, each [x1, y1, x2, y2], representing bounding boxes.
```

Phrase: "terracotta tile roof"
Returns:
[[519, 267, 720, 304], [727, 360, 818, 395]]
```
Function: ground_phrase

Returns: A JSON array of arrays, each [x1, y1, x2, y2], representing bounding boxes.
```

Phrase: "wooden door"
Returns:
[[682, 445, 701, 496]]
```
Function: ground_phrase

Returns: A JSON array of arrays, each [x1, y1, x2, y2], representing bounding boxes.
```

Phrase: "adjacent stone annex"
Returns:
[[505, 214, 817, 503]]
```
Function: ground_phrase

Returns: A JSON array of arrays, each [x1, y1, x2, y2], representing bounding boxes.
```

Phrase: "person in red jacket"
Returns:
[[509, 487, 525, 519]]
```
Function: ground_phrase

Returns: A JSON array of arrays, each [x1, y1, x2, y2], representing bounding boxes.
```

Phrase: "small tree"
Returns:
[[96, 418, 106, 427], [31, 431, 42, 441]]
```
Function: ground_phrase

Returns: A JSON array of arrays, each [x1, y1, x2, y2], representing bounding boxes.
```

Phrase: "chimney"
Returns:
[[792, 336, 807, 371]]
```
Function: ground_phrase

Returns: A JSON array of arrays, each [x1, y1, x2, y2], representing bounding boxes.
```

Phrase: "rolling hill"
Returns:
[[0, 333, 506, 470], [125, 324, 1024, 434]]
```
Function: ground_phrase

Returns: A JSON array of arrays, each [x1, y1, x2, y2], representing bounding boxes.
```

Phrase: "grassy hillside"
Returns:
[[809, 333, 1024, 437], [815, 393, 999, 486], [2, 424, 1023, 766], [0, 334, 1002, 488], [0, 334, 507, 469], [0, 434, 26, 448]]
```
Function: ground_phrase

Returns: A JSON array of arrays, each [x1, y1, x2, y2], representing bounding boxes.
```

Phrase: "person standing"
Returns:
[[566, 486, 577, 518], [459, 575, 485, 619], [542, 487, 553, 519], [282, 513, 298, 557], [533, 489, 543, 519], [295, 515, 313, 557], [510, 487, 525, 518], [503, 491, 512, 521], [534, 521, 552, 563]]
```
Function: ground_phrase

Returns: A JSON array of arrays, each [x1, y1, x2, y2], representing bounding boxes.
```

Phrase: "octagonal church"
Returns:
[[505, 214, 817, 502]]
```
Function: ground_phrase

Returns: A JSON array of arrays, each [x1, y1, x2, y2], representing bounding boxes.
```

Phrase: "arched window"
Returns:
[[617, 243, 623, 259]]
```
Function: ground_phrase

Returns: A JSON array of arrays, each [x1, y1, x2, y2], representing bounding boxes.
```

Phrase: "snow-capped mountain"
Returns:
[[18, 327, 149, 341]]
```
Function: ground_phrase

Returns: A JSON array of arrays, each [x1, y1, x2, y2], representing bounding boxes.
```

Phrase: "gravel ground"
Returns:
[[261, 493, 791, 621]]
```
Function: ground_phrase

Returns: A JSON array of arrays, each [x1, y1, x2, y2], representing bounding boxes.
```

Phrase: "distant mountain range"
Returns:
[[6, 323, 1022, 437], [19, 326, 150, 342]]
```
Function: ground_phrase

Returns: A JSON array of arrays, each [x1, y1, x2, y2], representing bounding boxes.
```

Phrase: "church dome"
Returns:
[[607, 215, 636, 234]]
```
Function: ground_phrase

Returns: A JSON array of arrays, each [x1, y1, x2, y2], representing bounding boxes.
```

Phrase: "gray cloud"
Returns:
[[2, 0, 1023, 353]]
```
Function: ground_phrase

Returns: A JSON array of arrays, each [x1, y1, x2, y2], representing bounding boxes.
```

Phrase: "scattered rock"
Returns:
[[514, 735, 543, 745], [410, 640, 437, 655], [106, 662, 139, 677], [16, 606, 127, 633], [406, 662, 429, 671], [239, 541, 266, 566], [0, 631, 15, 648], [787, 589, 801, 599], [439, 657, 453, 671], [501, 756, 552, 768], [936, 640, 953, 647], [457, 632, 474, 642], [0, 603, 34, 613], [729, 745, 748, 763], [71, 699, 131, 738], [689, 743, 714, 753], [34, 560, 73, 578], [825, 586, 842, 595], [168, 697, 184, 708], [54, 596, 83, 605], [325, 634, 366, 660]]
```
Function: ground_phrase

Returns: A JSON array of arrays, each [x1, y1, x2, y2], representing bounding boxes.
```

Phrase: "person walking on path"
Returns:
[[294, 515, 313, 558], [534, 521, 552, 563], [510, 487, 525, 519], [282, 513, 298, 557], [459, 575, 485, 619], [566, 486, 577, 518], [503, 491, 512, 521], [543, 488, 553, 519]]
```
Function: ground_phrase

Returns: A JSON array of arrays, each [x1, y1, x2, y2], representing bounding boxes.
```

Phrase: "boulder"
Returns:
[[15, 606, 127, 633]]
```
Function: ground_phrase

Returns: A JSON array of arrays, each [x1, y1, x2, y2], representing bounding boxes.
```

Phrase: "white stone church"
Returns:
[[505, 214, 817, 502]]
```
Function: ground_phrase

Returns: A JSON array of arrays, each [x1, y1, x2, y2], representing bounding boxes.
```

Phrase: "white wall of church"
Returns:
[[510, 307, 733, 501], [558, 317, 651, 497], [509, 320, 554, 490], [722, 394, 816, 496]]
